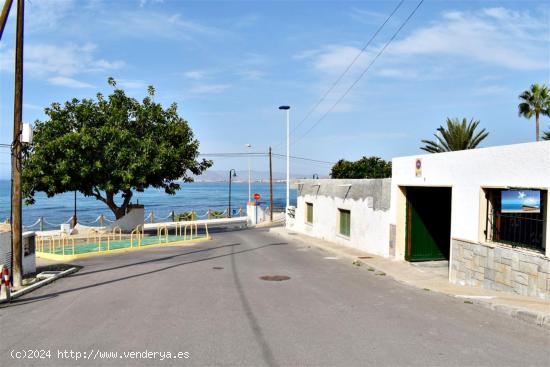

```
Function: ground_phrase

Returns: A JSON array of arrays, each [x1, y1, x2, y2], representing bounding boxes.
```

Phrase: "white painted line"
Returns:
[[323, 257, 340, 260], [455, 295, 496, 300]]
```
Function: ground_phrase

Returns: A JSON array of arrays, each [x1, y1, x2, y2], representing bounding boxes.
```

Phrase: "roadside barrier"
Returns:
[[35, 220, 211, 259], [130, 224, 145, 248], [1, 265, 10, 302], [19, 207, 247, 231]]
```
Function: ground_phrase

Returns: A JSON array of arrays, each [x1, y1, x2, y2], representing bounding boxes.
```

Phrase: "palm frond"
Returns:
[[420, 117, 489, 153]]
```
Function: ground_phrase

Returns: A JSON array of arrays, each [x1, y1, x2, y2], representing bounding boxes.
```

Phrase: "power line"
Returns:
[[291, 0, 424, 146], [272, 153, 335, 165], [285, 0, 405, 141], [199, 152, 335, 165]]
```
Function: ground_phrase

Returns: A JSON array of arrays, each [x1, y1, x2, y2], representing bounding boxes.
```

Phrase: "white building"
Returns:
[[287, 142, 550, 299], [286, 178, 391, 257], [391, 141, 549, 299]]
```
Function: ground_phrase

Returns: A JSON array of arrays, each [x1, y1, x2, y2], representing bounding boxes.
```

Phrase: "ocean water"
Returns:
[[0, 180, 296, 229]]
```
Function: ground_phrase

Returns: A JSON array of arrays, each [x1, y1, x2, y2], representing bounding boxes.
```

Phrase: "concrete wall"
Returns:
[[287, 179, 391, 257], [107, 207, 144, 233], [390, 141, 550, 298]]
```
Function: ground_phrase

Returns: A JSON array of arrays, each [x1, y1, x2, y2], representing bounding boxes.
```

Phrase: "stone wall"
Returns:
[[451, 238, 550, 299]]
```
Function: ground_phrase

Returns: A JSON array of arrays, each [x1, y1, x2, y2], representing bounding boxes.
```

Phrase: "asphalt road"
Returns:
[[1, 227, 549, 367]]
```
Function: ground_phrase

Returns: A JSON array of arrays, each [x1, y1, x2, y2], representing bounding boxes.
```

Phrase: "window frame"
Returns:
[[483, 188, 547, 252], [305, 202, 313, 224], [338, 208, 351, 238]]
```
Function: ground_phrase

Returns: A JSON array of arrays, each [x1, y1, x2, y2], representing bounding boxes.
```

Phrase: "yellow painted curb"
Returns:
[[36, 236, 212, 261]]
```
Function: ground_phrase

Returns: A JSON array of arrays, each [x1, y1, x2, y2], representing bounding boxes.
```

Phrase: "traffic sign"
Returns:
[[254, 193, 261, 201]]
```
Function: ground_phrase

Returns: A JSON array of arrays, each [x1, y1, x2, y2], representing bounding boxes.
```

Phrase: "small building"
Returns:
[[286, 178, 391, 257], [287, 141, 550, 299], [391, 141, 549, 299], [0, 224, 36, 276]]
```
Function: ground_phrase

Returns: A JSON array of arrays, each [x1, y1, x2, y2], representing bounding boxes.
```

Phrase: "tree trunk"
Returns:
[[536, 112, 540, 142], [92, 188, 133, 220]]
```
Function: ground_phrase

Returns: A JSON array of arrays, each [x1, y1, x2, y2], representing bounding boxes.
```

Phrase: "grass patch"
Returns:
[[464, 300, 474, 304], [423, 288, 431, 291]]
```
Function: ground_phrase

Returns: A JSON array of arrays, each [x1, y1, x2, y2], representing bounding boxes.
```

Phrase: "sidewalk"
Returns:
[[269, 226, 550, 329]]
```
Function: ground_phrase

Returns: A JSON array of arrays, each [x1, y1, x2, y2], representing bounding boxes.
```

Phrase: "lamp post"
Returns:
[[278, 105, 290, 212], [72, 190, 77, 228], [245, 143, 251, 203], [228, 169, 237, 218]]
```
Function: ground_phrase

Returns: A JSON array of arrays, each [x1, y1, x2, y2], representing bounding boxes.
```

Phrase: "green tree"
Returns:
[[22, 79, 212, 219], [330, 156, 392, 179], [421, 118, 489, 153], [543, 129, 550, 141], [518, 83, 550, 141]]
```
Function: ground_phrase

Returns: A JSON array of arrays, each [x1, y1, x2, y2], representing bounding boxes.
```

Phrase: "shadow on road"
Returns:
[[2, 242, 287, 309], [231, 243, 279, 367], [69, 242, 247, 278]]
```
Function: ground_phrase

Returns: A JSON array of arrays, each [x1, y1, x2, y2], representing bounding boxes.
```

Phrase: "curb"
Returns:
[[0, 266, 79, 304], [269, 227, 550, 330]]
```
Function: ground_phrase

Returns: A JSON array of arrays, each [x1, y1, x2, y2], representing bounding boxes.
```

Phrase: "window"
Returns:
[[485, 189, 547, 251], [306, 203, 313, 224], [339, 209, 351, 237]]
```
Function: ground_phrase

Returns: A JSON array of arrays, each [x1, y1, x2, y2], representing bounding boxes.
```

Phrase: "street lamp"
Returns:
[[228, 169, 237, 218], [72, 190, 77, 228], [245, 143, 251, 203], [278, 105, 290, 212]]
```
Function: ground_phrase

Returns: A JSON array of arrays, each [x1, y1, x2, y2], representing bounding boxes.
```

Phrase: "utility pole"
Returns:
[[0, 0, 13, 40], [11, 0, 24, 288], [269, 147, 273, 222]]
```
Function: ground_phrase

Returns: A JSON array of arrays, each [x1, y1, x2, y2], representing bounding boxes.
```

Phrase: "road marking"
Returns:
[[323, 257, 339, 260]]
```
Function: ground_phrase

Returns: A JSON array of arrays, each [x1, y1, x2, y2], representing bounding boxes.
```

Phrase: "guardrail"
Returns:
[[35, 221, 211, 258]]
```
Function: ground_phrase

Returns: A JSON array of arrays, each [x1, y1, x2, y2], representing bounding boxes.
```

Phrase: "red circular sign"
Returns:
[[254, 193, 261, 201]]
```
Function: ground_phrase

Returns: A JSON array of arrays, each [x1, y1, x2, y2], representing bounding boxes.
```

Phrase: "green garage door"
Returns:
[[406, 187, 452, 262]]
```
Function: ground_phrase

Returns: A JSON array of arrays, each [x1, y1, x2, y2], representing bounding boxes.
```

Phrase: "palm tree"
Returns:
[[543, 130, 550, 141], [518, 83, 550, 141], [421, 118, 489, 153]]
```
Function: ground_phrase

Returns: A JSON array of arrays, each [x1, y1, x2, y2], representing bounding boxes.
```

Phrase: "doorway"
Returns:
[[406, 187, 452, 262]]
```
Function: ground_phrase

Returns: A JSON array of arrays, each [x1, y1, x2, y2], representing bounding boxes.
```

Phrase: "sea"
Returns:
[[0, 180, 297, 230]]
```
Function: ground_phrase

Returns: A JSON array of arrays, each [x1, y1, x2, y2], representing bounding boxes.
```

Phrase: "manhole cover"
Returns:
[[213, 267, 224, 270], [260, 275, 290, 281]]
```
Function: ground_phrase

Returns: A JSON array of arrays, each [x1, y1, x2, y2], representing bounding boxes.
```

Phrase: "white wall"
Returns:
[[288, 179, 391, 257], [390, 142, 550, 258]]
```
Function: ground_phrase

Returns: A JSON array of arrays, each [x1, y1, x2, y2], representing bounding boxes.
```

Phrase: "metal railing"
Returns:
[[16, 208, 247, 231], [36, 221, 211, 257]]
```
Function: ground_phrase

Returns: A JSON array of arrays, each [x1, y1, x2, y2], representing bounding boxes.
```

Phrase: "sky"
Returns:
[[0, 0, 549, 179]]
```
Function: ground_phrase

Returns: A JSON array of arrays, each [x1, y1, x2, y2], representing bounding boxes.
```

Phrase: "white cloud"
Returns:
[[182, 70, 211, 80], [308, 45, 373, 75], [139, 0, 164, 7], [117, 79, 148, 89], [388, 7, 548, 70], [2, 43, 123, 77], [1, 42, 124, 91], [102, 10, 228, 41], [190, 84, 230, 94], [26, 0, 75, 30], [48, 76, 94, 88], [349, 7, 392, 25], [237, 69, 266, 80]]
